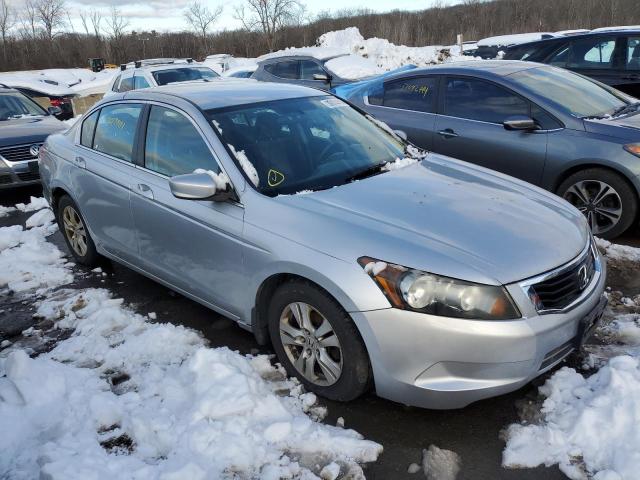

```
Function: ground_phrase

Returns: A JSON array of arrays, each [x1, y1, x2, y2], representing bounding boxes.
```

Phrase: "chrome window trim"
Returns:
[[518, 237, 602, 314]]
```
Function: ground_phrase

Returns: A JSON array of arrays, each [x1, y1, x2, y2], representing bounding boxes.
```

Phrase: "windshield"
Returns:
[[0, 92, 47, 121], [207, 96, 406, 196], [152, 67, 219, 85], [510, 66, 632, 118]]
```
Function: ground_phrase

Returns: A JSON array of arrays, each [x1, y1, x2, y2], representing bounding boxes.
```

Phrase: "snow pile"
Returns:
[[503, 356, 640, 479], [596, 237, 640, 263], [601, 313, 640, 346], [422, 445, 461, 480], [0, 288, 382, 479], [323, 55, 384, 80], [0, 205, 71, 295], [0, 205, 15, 218], [318, 27, 471, 71], [15, 196, 51, 212]]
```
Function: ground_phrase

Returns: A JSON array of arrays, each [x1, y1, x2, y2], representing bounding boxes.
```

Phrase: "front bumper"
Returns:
[[0, 161, 41, 190], [351, 255, 607, 410]]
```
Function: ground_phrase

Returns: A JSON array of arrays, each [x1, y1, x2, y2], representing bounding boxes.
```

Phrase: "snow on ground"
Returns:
[[503, 241, 640, 480], [0, 205, 15, 218], [422, 445, 461, 480], [0, 199, 382, 479]]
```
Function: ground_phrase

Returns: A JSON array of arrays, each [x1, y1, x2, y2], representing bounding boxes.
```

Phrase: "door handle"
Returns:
[[136, 183, 154, 200], [74, 156, 86, 168], [437, 129, 459, 139]]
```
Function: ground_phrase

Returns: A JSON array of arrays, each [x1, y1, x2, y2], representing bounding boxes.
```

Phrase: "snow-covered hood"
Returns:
[[584, 114, 640, 141], [271, 155, 588, 285], [0, 116, 65, 148]]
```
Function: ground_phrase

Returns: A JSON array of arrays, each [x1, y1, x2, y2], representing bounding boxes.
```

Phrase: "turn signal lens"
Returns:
[[624, 144, 640, 157], [358, 257, 520, 320]]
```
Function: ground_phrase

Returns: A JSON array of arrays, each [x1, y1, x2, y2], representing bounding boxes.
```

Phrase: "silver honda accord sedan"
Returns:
[[39, 81, 607, 409]]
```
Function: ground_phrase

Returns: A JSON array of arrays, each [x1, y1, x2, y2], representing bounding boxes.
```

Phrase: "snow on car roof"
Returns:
[[0, 74, 75, 96], [477, 32, 559, 47], [258, 46, 348, 62], [591, 25, 640, 32], [324, 55, 383, 80]]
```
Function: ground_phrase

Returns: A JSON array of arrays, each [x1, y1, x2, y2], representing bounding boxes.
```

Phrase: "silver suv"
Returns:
[[39, 82, 606, 409]]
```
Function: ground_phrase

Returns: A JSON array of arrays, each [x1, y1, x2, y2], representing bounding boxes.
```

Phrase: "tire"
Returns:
[[267, 280, 371, 402], [557, 168, 638, 240], [56, 195, 101, 267]]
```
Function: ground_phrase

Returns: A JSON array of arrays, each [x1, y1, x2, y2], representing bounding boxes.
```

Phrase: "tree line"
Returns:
[[1, 0, 639, 72]]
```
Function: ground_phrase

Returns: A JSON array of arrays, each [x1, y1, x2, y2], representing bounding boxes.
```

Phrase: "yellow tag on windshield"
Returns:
[[268, 169, 285, 187]]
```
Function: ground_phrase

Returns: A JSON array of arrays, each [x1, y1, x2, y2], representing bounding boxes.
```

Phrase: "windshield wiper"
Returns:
[[611, 102, 640, 118], [343, 163, 387, 183]]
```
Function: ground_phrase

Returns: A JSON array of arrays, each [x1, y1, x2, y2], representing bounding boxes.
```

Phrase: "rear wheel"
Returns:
[[557, 168, 637, 239], [56, 195, 101, 267], [268, 280, 371, 401]]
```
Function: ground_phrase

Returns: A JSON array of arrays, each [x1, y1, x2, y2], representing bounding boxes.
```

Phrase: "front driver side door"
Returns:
[[433, 76, 548, 185], [129, 104, 245, 317]]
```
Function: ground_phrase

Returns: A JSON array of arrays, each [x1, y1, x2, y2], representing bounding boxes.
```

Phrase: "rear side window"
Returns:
[[265, 60, 298, 79], [80, 109, 99, 147], [93, 104, 143, 162], [144, 106, 219, 177], [628, 36, 640, 70], [119, 76, 134, 92], [134, 76, 150, 89], [444, 77, 529, 123], [379, 77, 438, 113]]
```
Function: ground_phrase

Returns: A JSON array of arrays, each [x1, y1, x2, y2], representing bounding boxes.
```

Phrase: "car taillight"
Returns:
[[49, 98, 63, 107]]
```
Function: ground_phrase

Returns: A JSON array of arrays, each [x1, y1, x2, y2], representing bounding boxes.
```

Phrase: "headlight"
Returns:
[[624, 144, 640, 157], [358, 257, 520, 320]]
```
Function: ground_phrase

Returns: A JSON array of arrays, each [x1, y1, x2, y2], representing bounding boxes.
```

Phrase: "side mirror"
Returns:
[[393, 129, 408, 141], [503, 116, 539, 131], [169, 172, 235, 202], [48, 106, 63, 116], [313, 73, 331, 82]]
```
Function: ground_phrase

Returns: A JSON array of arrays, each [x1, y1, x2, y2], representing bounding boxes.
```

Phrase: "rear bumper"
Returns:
[[351, 256, 607, 410]]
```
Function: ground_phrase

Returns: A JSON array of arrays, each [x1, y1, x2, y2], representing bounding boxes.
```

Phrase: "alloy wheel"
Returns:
[[62, 205, 88, 257], [279, 302, 343, 386], [563, 180, 623, 236]]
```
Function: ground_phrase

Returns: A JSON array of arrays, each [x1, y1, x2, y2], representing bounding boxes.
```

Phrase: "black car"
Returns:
[[0, 85, 66, 190], [503, 30, 640, 97]]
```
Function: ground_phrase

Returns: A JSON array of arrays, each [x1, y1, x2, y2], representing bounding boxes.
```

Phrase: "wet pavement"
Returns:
[[4, 185, 636, 479]]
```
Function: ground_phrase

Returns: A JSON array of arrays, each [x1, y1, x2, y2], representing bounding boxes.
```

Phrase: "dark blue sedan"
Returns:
[[336, 61, 640, 239]]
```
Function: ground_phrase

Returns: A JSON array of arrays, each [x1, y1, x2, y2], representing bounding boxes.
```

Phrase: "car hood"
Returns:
[[584, 113, 640, 141], [270, 155, 588, 286], [0, 116, 66, 148]]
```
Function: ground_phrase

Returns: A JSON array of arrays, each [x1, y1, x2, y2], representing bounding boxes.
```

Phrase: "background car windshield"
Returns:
[[153, 67, 219, 85], [208, 96, 405, 196], [0, 92, 46, 120], [511, 66, 630, 118]]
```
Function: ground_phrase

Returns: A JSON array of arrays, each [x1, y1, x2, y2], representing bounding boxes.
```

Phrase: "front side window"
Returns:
[[568, 37, 616, 69], [119, 76, 134, 92], [93, 104, 142, 162], [0, 92, 47, 121], [444, 77, 529, 123], [134, 75, 150, 89], [380, 77, 438, 113], [80, 109, 99, 147], [299, 60, 326, 80], [628, 36, 640, 70], [151, 67, 218, 86], [144, 106, 218, 177], [265, 60, 299, 79], [511, 66, 630, 118], [207, 96, 405, 196]]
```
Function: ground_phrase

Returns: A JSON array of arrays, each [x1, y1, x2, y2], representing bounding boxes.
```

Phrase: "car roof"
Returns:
[[385, 60, 542, 80], [122, 80, 327, 110], [508, 29, 640, 48]]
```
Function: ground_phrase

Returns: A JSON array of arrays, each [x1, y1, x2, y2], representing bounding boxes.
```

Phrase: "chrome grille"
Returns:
[[530, 247, 596, 311], [0, 143, 41, 163]]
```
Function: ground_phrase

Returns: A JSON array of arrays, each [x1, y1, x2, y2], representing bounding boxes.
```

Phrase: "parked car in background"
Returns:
[[503, 29, 640, 97], [223, 65, 258, 79], [474, 32, 559, 59], [0, 76, 77, 120], [0, 85, 65, 189], [40, 81, 606, 409], [252, 48, 383, 90], [339, 61, 640, 238], [104, 59, 220, 98]]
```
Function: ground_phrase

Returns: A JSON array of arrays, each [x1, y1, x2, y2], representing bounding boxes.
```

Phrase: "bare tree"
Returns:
[[35, 0, 66, 41], [184, 1, 222, 52], [234, 0, 306, 51], [105, 6, 130, 62], [22, 0, 39, 39], [90, 9, 102, 40], [78, 10, 90, 36], [0, 0, 15, 61]]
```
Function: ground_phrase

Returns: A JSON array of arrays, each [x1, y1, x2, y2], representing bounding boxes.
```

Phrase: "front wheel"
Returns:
[[557, 168, 638, 239], [268, 280, 371, 402]]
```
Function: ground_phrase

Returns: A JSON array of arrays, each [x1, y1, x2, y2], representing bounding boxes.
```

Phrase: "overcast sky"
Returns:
[[53, 0, 461, 34]]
